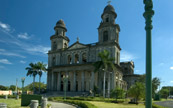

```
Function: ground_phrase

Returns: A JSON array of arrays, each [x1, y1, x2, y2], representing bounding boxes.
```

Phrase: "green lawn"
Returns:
[[0, 99, 29, 108], [88, 101, 145, 108]]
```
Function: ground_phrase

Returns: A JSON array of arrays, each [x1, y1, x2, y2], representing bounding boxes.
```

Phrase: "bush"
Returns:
[[21, 94, 42, 106], [48, 97, 97, 108], [154, 93, 161, 101], [48, 96, 123, 103], [0, 95, 21, 99]]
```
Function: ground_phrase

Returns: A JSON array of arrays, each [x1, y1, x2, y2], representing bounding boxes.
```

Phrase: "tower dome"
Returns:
[[103, 4, 115, 13], [101, 4, 117, 19], [54, 19, 67, 31]]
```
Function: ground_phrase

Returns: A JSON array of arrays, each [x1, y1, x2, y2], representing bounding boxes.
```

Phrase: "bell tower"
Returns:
[[50, 19, 70, 51], [98, 4, 120, 44]]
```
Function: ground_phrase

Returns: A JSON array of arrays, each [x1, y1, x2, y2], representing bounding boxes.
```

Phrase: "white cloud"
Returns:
[[0, 59, 12, 64], [170, 81, 173, 83], [20, 60, 26, 64], [0, 49, 25, 58], [136, 70, 140, 72], [26, 45, 50, 54], [170, 67, 173, 70], [18, 33, 30, 39], [120, 50, 137, 62], [0, 21, 11, 32]]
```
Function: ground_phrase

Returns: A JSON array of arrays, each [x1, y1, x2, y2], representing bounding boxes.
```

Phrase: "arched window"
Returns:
[[103, 31, 108, 42], [106, 17, 109, 22], [56, 30, 58, 35], [53, 42, 57, 50], [64, 43, 67, 48], [52, 57, 56, 66], [68, 55, 72, 64], [82, 53, 87, 63], [75, 54, 79, 63]]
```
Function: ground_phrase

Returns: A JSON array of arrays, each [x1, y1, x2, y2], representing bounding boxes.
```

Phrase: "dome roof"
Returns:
[[103, 4, 115, 13], [56, 19, 66, 28], [101, 4, 117, 19], [55, 19, 67, 31]]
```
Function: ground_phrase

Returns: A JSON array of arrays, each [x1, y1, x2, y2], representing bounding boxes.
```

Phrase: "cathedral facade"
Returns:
[[47, 4, 139, 94]]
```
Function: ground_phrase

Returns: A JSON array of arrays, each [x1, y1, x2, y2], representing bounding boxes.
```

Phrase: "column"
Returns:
[[73, 71, 76, 91], [66, 71, 69, 91], [112, 72, 115, 90], [90, 71, 95, 90], [81, 71, 84, 91], [57, 72, 61, 91], [46, 72, 49, 90], [51, 72, 54, 90]]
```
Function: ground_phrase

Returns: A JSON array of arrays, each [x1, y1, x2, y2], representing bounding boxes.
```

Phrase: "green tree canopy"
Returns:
[[137, 74, 160, 97], [128, 82, 145, 103], [0, 85, 8, 90], [111, 87, 125, 100]]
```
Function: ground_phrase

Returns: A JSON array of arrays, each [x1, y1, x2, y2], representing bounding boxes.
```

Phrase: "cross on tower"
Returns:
[[107, 0, 111, 4]]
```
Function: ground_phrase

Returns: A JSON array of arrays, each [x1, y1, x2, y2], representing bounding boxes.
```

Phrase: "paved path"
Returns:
[[155, 101, 173, 108], [48, 101, 76, 108]]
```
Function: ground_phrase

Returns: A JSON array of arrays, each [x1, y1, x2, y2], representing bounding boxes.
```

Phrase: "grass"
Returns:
[[88, 101, 145, 108], [0, 99, 29, 108]]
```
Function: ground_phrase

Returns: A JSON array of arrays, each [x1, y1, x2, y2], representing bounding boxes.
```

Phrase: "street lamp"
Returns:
[[63, 75, 68, 100], [143, 0, 154, 108], [21, 77, 25, 94]]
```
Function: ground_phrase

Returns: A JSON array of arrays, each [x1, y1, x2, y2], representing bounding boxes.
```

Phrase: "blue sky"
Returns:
[[0, 0, 173, 88]]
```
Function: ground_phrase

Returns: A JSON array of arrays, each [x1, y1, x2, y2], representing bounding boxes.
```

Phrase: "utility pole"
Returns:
[[143, 0, 154, 108]]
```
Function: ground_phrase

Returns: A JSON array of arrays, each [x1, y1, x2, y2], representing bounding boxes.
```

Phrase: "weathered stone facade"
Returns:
[[121, 61, 141, 89], [47, 4, 138, 94]]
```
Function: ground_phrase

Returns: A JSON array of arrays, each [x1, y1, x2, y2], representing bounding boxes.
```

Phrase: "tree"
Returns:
[[138, 74, 160, 97], [128, 82, 145, 103], [35, 62, 47, 94], [152, 77, 161, 97], [9, 85, 16, 91], [24, 82, 46, 93], [93, 50, 115, 98], [160, 88, 169, 99], [0, 85, 8, 90], [111, 87, 125, 101], [26, 63, 38, 93]]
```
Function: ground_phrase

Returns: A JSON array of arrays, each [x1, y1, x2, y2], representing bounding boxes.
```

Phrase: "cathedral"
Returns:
[[47, 4, 140, 95]]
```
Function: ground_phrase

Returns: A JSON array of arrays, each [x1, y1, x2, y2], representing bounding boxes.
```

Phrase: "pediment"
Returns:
[[68, 42, 87, 50]]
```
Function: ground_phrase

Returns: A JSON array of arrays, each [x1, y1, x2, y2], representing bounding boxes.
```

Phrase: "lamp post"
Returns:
[[21, 77, 25, 94], [143, 0, 154, 108], [63, 75, 68, 100]]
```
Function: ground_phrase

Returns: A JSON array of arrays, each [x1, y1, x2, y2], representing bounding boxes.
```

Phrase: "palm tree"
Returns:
[[26, 63, 37, 94], [93, 50, 115, 98], [35, 62, 47, 94]]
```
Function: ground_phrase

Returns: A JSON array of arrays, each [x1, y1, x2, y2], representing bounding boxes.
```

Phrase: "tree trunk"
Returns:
[[108, 72, 110, 98], [103, 71, 106, 98], [39, 75, 41, 94], [33, 76, 35, 94]]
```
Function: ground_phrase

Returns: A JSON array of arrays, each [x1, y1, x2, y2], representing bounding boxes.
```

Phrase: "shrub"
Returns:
[[48, 97, 97, 108], [21, 94, 42, 106], [0, 95, 21, 99]]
